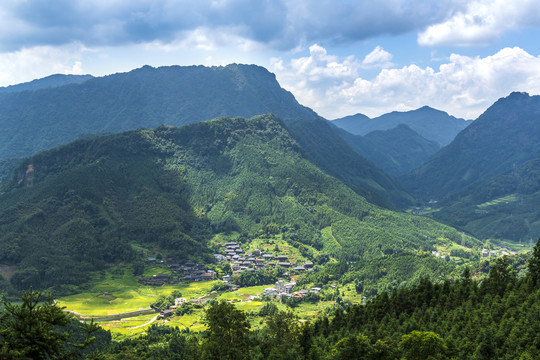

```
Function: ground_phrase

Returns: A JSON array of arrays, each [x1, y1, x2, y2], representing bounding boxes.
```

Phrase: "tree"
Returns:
[[201, 301, 251, 360], [0, 288, 99, 359], [399, 331, 448, 360], [528, 238, 540, 288]]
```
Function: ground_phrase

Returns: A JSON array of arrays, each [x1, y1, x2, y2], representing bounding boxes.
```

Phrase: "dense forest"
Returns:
[[0, 115, 477, 296], [3, 241, 536, 359]]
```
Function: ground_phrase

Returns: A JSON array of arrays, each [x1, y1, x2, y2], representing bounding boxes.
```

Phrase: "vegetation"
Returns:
[[334, 124, 441, 177], [0, 114, 477, 295], [403, 92, 540, 200], [83, 239, 540, 359], [0, 288, 109, 359], [432, 157, 540, 241]]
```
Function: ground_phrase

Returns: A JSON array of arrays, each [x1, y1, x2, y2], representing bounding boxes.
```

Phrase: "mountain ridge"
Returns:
[[331, 106, 470, 145]]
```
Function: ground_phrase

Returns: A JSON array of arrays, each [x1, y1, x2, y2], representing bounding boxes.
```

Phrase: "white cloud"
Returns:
[[362, 46, 393, 68], [0, 44, 87, 85], [418, 0, 540, 46], [271, 45, 540, 120]]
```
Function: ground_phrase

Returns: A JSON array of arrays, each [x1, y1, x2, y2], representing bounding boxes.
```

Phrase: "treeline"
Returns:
[[98, 241, 540, 359]]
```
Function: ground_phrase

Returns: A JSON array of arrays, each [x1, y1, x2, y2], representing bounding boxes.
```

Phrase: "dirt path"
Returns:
[[127, 314, 160, 329]]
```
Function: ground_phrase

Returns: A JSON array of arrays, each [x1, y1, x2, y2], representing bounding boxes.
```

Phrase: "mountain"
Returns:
[[431, 157, 540, 241], [0, 64, 317, 160], [286, 119, 413, 208], [0, 114, 478, 293], [331, 113, 370, 133], [0, 64, 411, 208], [332, 106, 470, 145], [402, 92, 540, 200], [333, 124, 441, 177], [0, 74, 93, 93]]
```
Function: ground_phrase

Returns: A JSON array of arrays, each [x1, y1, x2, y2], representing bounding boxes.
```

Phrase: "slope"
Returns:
[[0, 114, 478, 294], [332, 106, 470, 145], [402, 92, 540, 200], [334, 124, 441, 177], [431, 157, 540, 241], [0, 74, 93, 93], [0, 64, 410, 208], [0, 64, 317, 160]]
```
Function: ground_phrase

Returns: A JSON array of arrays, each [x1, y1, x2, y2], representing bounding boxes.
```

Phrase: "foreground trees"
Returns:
[[0, 288, 101, 359]]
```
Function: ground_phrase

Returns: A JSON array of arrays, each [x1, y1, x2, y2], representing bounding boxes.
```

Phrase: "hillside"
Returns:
[[402, 92, 540, 200], [286, 119, 413, 208], [0, 64, 317, 160], [332, 106, 470, 145], [431, 157, 540, 241], [0, 74, 93, 93], [0, 114, 478, 294], [334, 124, 441, 177], [0, 64, 411, 208]]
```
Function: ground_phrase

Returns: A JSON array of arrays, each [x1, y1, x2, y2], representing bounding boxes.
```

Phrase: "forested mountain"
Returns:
[[0, 64, 316, 160], [332, 106, 470, 145], [432, 157, 540, 241], [0, 64, 411, 208], [333, 124, 441, 177], [402, 92, 540, 200], [0, 114, 477, 294], [0, 74, 93, 93]]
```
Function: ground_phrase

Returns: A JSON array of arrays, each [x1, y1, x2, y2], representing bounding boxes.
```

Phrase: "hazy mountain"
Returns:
[[0, 114, 477, 293], [0, 74, 93, 93], [332, 106, 470, 145], [402, 92, 540, 200], [0, 64, 411, 208], [333, 124, 441, 177]]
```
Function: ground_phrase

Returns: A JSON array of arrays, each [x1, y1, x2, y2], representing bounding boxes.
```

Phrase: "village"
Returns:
[[139, 241, 322, 317]]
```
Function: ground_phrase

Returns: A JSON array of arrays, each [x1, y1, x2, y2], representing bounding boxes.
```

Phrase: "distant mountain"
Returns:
[[0, 74, 93, 93], [332, 106, 470, 145], [333, 124, 441, 177], [287, 119, 414, 208], [0, 64, 411, 208], [0, 114, 478, 293], [402, 92, 540, 200], [331, 113, 371, 133], [431, 157, 540, 241]]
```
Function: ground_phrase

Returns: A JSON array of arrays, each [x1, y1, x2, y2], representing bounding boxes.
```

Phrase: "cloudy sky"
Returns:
[[1, 0, 540, 119]]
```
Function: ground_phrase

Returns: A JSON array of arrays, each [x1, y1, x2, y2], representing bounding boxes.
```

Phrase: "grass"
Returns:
[[477, 194, 518, 208], [57, 265, 217, 316]]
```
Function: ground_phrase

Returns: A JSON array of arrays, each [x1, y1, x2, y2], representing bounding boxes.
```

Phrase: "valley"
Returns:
[[0, 65, 538, 359]]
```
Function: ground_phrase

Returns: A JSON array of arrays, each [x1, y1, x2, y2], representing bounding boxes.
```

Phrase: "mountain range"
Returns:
[[0, 114, 477, 294], [0, 64, 412, 208], [333, 124, 441, 177], [331, 106, 470, 146], [402, 92, 540, 199]]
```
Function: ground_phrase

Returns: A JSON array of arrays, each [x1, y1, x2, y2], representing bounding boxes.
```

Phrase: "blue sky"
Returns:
[[1, 0, 540, 120]]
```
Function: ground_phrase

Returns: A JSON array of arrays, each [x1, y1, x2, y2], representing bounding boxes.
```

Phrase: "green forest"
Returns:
[[3, 241, 539, 359], [0, 115, 477, 296]]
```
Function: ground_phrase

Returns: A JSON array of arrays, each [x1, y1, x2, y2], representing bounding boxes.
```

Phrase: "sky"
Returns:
[[1, 0, 540, 120]]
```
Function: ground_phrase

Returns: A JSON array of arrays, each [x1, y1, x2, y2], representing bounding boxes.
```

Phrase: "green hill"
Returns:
[[0, 64, 411, 208], [0, 115, 478, 294], [432, 157, 540, 241], [402, 92, 540, 200], [334, 124, 441, 177]]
